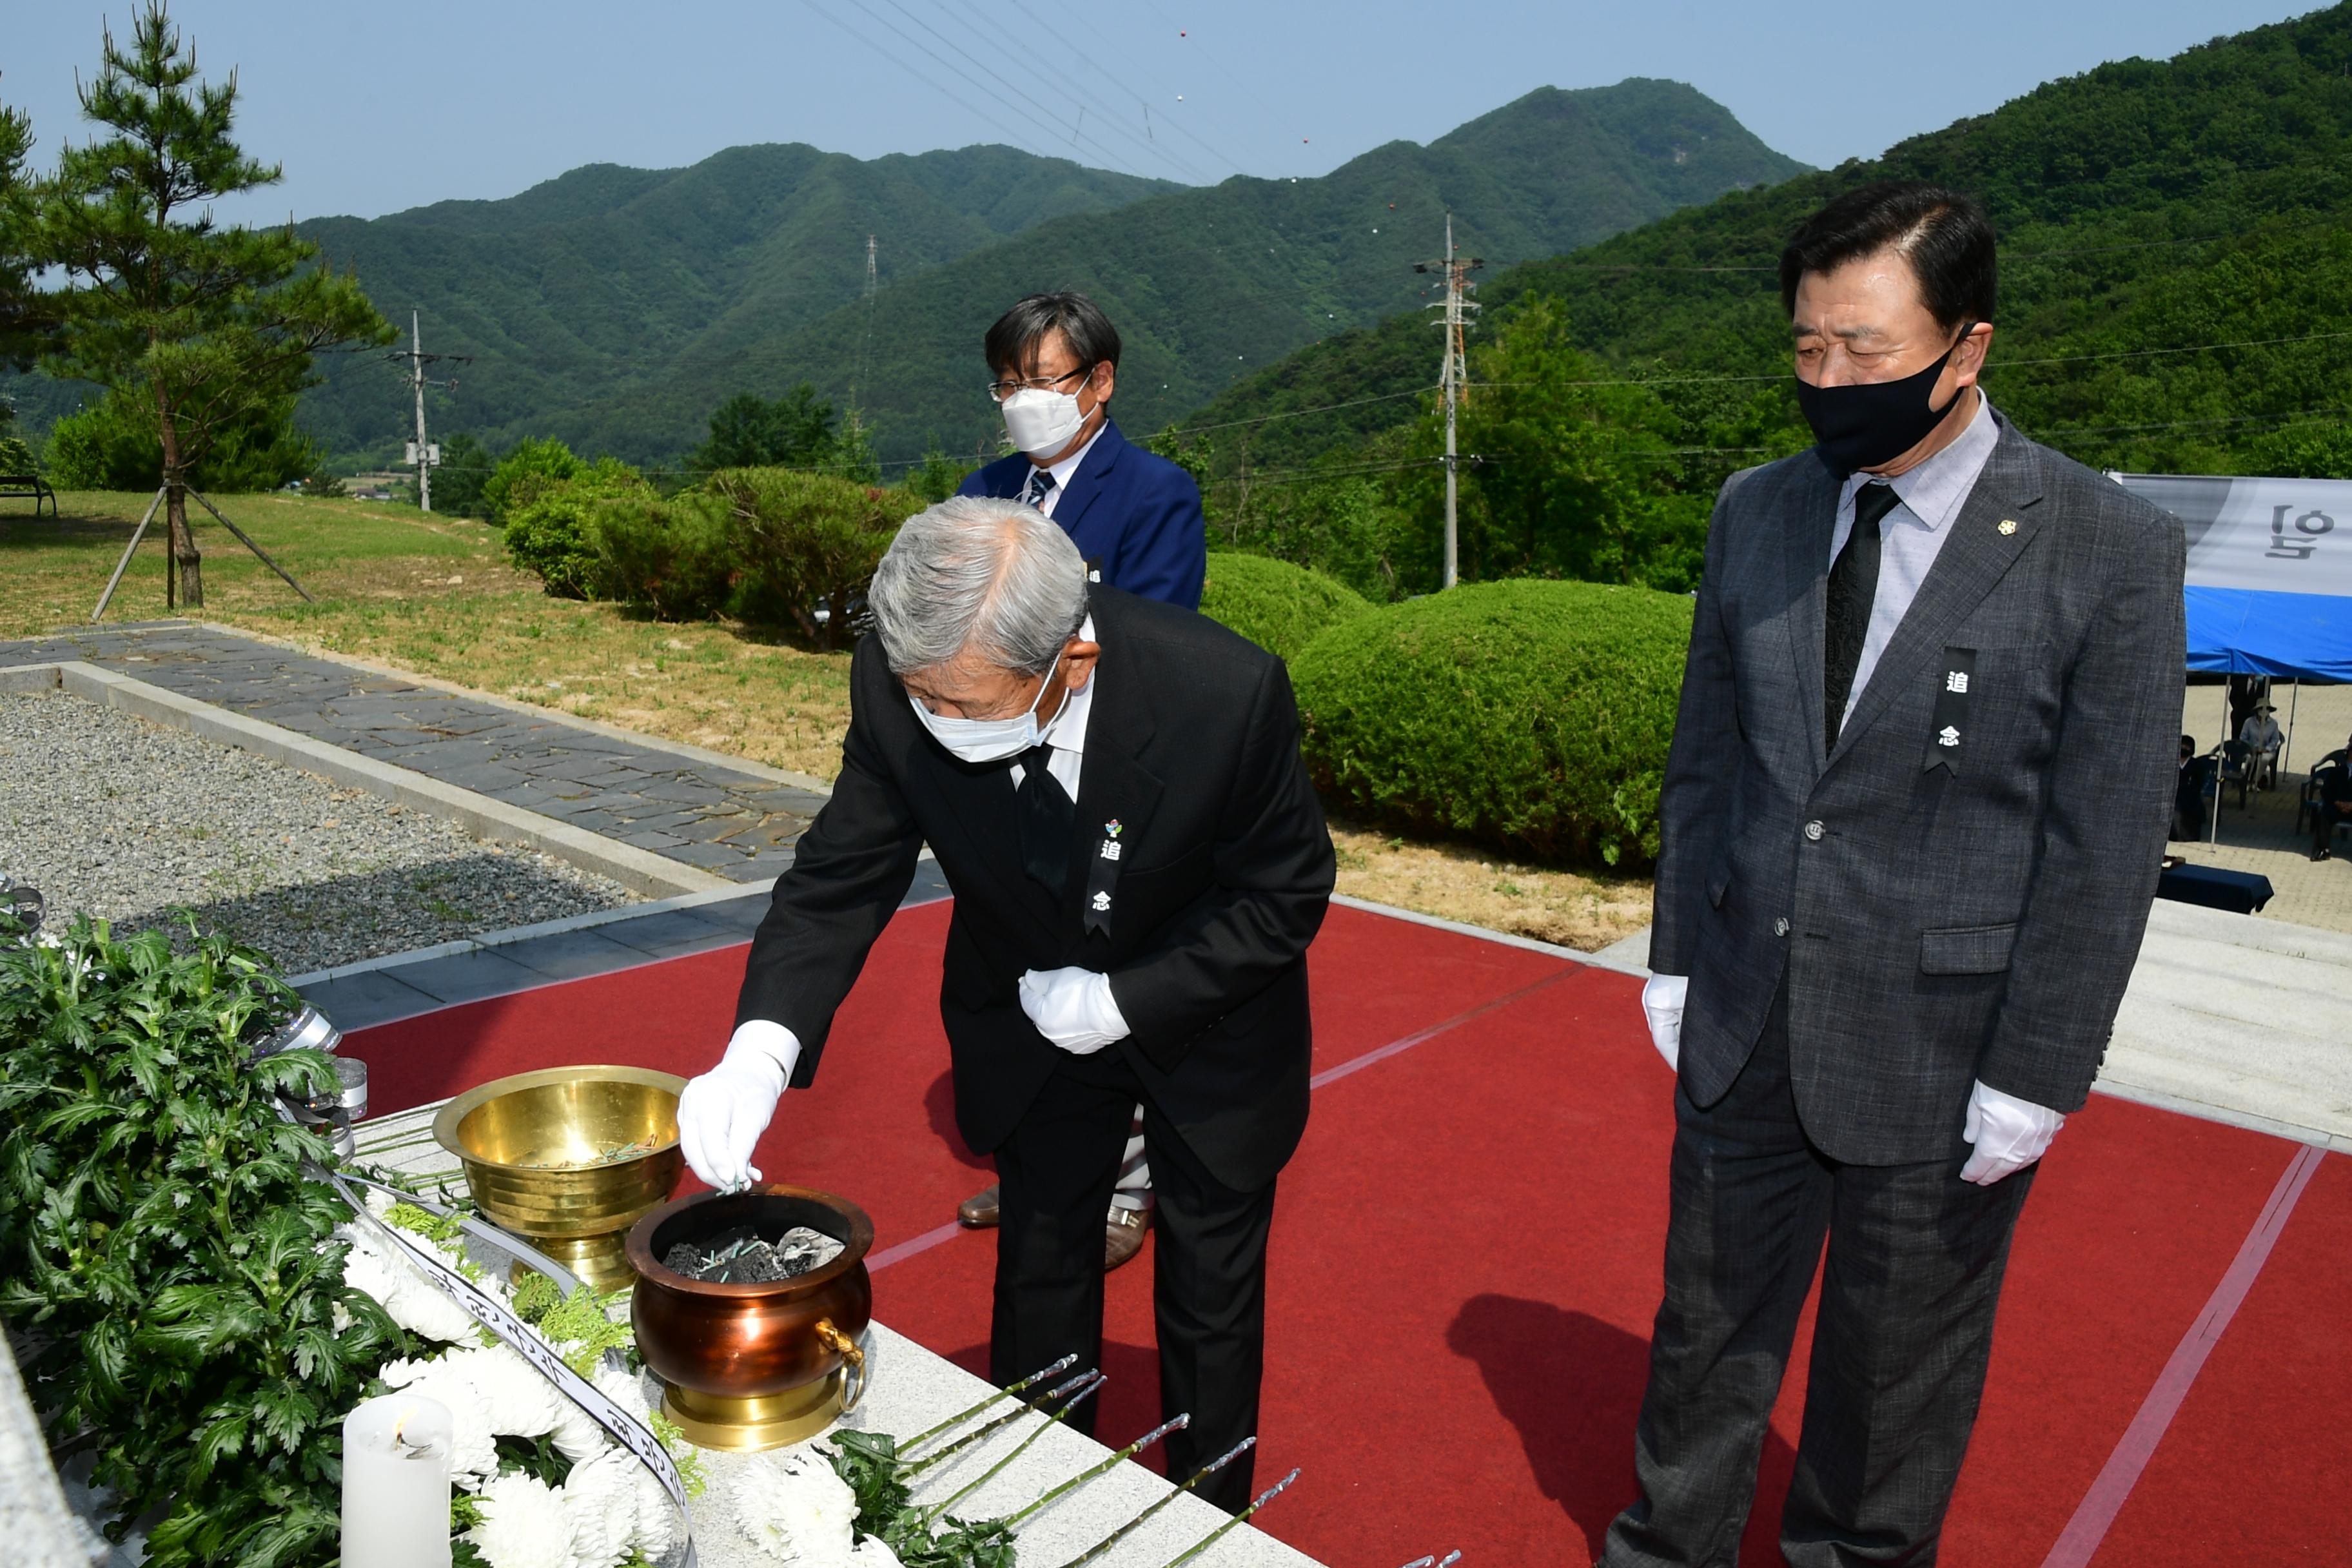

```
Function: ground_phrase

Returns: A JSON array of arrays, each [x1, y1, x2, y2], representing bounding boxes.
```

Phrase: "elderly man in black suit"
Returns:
[[675, 495, 1334, 1510], [1604, 183, 2185, 1565]]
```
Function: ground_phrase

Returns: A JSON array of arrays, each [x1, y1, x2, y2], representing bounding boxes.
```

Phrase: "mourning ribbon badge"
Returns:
[[1084, 818, 1125, 936], [1925, 647, 1977, 774]]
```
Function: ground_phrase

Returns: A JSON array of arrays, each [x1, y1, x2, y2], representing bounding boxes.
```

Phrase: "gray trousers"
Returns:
[[1600, 986, 2037, 1568]]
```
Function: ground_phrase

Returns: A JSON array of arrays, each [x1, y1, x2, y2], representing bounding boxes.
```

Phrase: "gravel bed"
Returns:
[[0, 690, 642, 974]]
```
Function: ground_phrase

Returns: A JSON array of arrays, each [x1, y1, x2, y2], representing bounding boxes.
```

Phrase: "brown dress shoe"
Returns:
[[957, 1183, 1001, 1228], [1105, 1204, 1149, 1270]]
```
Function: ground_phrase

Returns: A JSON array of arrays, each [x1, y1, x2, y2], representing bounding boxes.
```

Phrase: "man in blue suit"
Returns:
[[957, 291, 1206, 610], [953, 291, 1210, 1262]]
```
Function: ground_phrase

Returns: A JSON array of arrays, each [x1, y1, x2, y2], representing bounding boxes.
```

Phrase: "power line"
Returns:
[[1162, 387, 1437, 438], [925, 0, 1213, 184], [845, 0, 1157, 181], [795, 1, 1066, 167], [995, 0, 1256, 179]]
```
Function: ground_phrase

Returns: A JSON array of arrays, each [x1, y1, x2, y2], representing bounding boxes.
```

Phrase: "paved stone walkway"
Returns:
[[0, 620, 828, 883]]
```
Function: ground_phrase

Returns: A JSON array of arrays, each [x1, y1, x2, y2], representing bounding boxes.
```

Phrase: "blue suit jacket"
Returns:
[[957, 419, 1206, 609]]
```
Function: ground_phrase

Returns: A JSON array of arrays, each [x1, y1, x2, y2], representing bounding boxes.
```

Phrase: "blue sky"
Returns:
[[3, 1, 2313, 220]]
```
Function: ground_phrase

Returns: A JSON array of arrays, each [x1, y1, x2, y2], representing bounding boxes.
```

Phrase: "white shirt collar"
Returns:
[[1032, 419, 1108, 495], [1040, 614, 1097, 758], [1842, 391, 2000, 533]]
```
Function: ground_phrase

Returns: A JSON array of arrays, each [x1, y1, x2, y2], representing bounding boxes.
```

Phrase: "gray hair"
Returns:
[[868, 495, 1088, 676]]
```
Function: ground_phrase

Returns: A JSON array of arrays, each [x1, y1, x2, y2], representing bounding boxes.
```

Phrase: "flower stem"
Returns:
[[1046, 1435, 1256, 1568], [899, 1351, 1080, 1455], [997, 1409, 1191, 1531], [1151, 1467, 1300, 1568], [923, 1374, 1118, 1525], [903, 1369, 1098, 1478]]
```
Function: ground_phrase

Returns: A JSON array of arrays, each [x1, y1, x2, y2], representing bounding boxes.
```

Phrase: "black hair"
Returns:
[[1779, 181, 1997, 333], [984, 292, 1122, 377]]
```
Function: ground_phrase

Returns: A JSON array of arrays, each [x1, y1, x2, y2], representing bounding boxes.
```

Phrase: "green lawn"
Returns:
[[0, 488, 1656, 948], [0, 491, 856, 781]]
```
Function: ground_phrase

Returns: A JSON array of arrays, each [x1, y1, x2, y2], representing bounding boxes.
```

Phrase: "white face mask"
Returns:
[[999, 384, 1087, 461], [907, 652, 1065, 765]]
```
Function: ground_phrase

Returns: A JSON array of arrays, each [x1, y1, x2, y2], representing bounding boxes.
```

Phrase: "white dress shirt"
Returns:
[[1008, 615, 1096, 800], [1024, 422, 1107, 520], [1828, 393, 2003, 724], [727, 616, 1107, 1077]]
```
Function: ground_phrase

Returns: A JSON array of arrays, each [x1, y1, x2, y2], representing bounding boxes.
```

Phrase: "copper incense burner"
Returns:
[[626, 1185, 874, 1451]]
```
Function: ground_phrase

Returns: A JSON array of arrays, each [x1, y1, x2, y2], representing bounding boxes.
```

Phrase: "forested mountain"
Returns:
[[565, 79, 1803, 465], [279, 142, 1179, 463], [176, 77, 1798, 467], [1182, 4, 2352, 506]]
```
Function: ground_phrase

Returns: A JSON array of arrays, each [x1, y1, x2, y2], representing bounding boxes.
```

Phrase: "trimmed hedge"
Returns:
[[1291, 578, 1692, 868], [587, 467, 926, 642], [1198, 551, 1373, 662], [502, 456, 652, 598]]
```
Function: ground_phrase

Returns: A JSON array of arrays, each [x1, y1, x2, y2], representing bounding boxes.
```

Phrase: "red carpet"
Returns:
[[345, 903, 2352, 1566]]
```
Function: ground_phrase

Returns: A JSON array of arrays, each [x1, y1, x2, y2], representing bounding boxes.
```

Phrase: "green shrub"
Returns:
[[43, 389, 316, 493], [502, 456, 651, 598], [480, 435, 581, 525], [1291, 578, 1693, 867], [0, 913, 409, 1566], [0, 433, 35, 474], [701, 467, 925, 644], [589, 492, 737, 618], [1199, 551, 1373, 662]]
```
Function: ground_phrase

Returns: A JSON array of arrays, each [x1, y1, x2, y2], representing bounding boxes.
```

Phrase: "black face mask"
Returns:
[[1793, 322, 1975, 476]]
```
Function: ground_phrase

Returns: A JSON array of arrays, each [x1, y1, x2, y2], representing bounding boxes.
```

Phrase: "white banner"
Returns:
[[2114, 473, 2352, 596]]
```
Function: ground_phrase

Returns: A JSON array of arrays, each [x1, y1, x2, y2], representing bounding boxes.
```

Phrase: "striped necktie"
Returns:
[[1024, 468, 1057, 511]]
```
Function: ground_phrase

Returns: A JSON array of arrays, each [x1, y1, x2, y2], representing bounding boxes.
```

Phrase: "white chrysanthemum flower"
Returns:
[[849, 1537, 905, 1567], [731, 1449, 858, 1566], [558, 1446, 640, 1568], [466, 1471, 576, 1568], [549, 1389, 611, 1464], [377, 1357, 500, 1484], [627, 1457, 683, 1560], [590, 1364, 654, 1424], [441, 1344, 564, 1438], [341, 1227, 480, 1344]]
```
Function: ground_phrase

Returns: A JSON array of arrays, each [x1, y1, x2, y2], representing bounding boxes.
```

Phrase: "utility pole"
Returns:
[[387, 309, 466, 511], [854, 235, 879, 408], [1416, 214, 1482, 589]]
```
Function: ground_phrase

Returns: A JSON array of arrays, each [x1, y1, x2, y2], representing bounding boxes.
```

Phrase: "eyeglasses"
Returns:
[[986, 364, 1095, 402]]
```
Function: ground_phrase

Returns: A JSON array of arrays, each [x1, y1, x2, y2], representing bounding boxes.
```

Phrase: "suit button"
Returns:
[[1804, 819, 1825, 841], [1773, 916, 1791, 937]]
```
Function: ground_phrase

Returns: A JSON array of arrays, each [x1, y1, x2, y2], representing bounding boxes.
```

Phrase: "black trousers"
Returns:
[[1600, 987, 2037, 1568], [988, 1045, 1275, 1513]]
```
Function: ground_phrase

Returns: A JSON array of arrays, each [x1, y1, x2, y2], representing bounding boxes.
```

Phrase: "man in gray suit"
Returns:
[[1602, 183, 2184, 1566]]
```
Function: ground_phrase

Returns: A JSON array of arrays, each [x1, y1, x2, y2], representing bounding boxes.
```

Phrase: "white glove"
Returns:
[[1959, 1079, 2064, 1186], [1641, 973, 1687, 1073], [676, 1021, 800, 1193], [1017, 966, 1130, 1055]]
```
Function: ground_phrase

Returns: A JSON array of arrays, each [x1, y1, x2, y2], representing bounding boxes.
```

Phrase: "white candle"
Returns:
[[341, 1393, 454, 1568]]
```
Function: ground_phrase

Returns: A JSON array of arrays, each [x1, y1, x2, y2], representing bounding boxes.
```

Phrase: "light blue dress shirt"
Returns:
[[1828, 392, 2003, 725]]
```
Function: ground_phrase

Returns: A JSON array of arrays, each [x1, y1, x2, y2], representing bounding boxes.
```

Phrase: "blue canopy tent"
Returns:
[[2113, 473, 2352, 681], [2115, 473, 2352, 841]]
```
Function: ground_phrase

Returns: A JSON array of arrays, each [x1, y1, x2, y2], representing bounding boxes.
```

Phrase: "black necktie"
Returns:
[[1015, 743, 1073, 890], [1024, 469, 1057, 510], [1824, 481, 1899, 753]]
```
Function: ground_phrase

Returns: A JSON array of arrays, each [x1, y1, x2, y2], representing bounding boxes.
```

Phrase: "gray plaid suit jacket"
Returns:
[[1651, 418, 2186, 1163]]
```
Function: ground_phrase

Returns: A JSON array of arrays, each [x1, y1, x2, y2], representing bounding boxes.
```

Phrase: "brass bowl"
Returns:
[[431, 1065, 686, 1292], [627, 1186, 874, 1451]]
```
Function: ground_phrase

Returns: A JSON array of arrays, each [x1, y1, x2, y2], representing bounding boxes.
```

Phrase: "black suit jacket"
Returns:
[[735, 587, 1336, 1190], [1652, 420, 2186, 1163]]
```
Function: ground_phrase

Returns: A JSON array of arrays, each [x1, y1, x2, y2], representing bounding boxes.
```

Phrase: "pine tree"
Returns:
[[31, 3, 390, 606]]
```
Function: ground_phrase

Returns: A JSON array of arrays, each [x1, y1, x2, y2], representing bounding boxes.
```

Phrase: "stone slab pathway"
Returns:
[[0, 620, 828, 883]]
